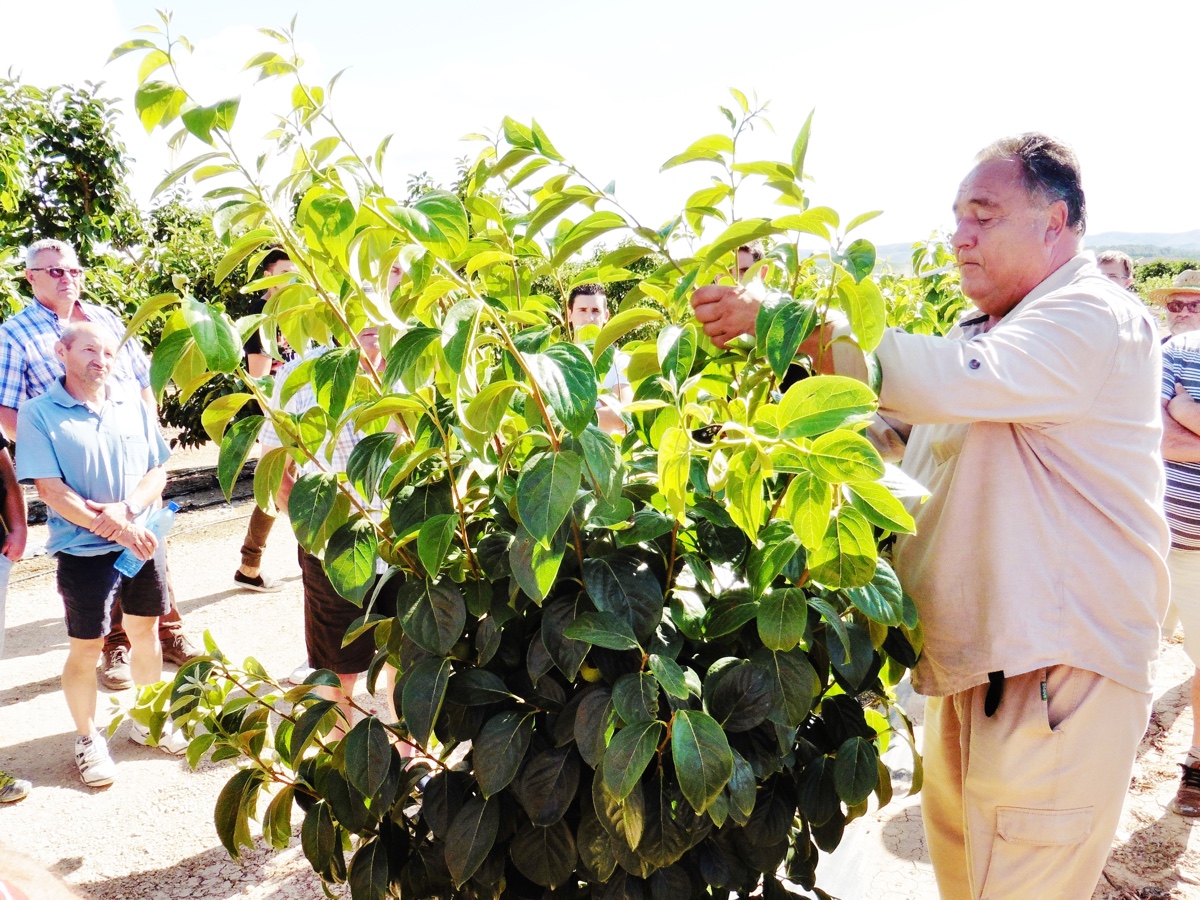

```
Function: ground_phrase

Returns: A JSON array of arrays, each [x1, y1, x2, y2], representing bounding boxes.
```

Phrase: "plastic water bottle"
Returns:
[[113, 501, 179, 577]]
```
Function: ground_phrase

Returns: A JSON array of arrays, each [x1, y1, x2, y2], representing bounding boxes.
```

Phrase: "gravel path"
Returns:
[[1, 495, 1198, 898]]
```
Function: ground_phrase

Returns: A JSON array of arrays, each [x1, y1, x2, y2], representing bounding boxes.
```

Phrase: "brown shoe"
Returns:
[[161, 634, 202, 666], [1170, 762, 1200, 816], [100, 646, 134, 691]]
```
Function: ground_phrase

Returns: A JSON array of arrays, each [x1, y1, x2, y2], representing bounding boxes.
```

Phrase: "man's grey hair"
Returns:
[[26, 238, 80, 268], [976, 133, 1087, 236], [1096, 250, 1134, 279]]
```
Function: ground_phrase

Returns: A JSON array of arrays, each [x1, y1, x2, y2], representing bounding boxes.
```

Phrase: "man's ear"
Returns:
[[1044, 199, 1069, 246], [54, 340, 67, 363]]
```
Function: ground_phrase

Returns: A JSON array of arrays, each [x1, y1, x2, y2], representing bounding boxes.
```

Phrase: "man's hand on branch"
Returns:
[[691, 283, 764, 349]]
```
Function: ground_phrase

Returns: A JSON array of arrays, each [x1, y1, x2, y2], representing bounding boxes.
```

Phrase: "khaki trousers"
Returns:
[[923, 666, 1150, 899]]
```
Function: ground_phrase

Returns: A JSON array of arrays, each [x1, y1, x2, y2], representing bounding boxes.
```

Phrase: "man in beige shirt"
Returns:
[[692, 134, 1169, 899]]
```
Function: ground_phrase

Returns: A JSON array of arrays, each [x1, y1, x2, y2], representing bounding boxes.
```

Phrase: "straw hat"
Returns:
[[1150, 269, 1200, 305]]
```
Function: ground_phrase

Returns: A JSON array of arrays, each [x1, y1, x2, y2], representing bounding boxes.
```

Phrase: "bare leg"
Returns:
[[62, 638, 104, 736], [122, 614, 163, 686]]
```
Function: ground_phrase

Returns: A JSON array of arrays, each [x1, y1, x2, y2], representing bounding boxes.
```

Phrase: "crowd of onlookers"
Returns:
[[1, 132, 1199, 899]]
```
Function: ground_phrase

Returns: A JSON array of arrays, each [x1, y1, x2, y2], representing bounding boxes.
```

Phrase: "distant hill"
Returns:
[[874, 229, 1200, 272]]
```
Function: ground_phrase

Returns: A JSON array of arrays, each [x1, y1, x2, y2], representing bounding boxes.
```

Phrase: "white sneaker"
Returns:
[[75, 733, 117, 787], [285, 661, 315, 685], [130, 720, 188, 756]]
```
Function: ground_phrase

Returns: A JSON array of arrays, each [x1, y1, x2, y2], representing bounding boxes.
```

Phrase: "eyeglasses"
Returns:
[[1166, 299, 1200, 314], [29, 266, 85, 279]]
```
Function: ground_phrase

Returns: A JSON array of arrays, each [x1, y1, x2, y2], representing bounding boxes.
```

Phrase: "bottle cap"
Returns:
[[167, 501, 180, 512]]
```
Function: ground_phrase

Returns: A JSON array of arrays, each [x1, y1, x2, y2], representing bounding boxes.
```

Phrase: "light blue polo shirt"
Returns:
[[16, 378, 170, 557]]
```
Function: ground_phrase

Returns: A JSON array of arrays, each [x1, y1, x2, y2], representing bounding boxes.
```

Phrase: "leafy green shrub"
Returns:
[[123, 15, 922, 899]]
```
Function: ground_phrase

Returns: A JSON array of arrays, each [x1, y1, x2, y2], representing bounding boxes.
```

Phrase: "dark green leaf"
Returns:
[[726, 750, 756, 827], [474, 711, 533, 798], [509, 820, 577, 889], [288, 472, 340, 553], [214, 768, 260, 859], [752, 647, 818, 728], [517, 450, 582, 547], [574, 424, 622, 500], [616, 507, 675, 547], [748, 523, 802, 599], [612, 672, 659, 725], [563, 611, 640, 651], [402, 657, 451, 747], [396, 579, 466, 655], [518, 746, 580, 826], [671, 710, 733, 814], [417, 513, 457, 576], [834, 736, 878, 806], [149, 330, 191, 396], [508, 524, 565, 602], [757, 588, 807, 651], [389, 482, 454, 541], [324, 518, 378, 606], [576, 688, 619, 768], [445, 797, 499, 888], [577, 809, 618, 882], [312, 347, 360, 421], [348, 838, 389, 900], [301, 800, 336, 876], [826, 619, 876, 691], [541, 596, 589, 680], [592, 767, 645, 850], [648, 654, 688, 699], [345, 433, 397, 502], [527, 343, 598, 436], [446, 668, 511, 706], [583, 552, 664, 642], [217, 415, 264, 502], [705, 661, 775, 732], [602, 721, 663, 801], [765, 301, 817, 379], [797, 757, 841, 826], [344, 717, 392, 798], [260, 787, 290, 849]]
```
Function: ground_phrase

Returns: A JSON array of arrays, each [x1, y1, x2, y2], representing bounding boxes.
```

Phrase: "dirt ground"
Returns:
[[0, 491, 1198, 898]]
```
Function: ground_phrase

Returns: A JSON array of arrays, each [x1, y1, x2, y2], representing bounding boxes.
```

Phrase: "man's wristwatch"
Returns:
[[124, 500, 144, 519]]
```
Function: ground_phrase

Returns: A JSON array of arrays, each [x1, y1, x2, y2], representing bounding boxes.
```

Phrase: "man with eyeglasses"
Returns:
[[1153, 269, 1200, 818], [0, 238, 199, 691]]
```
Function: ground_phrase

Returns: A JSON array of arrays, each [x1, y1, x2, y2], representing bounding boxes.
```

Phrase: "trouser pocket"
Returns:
[[980, 806, 1094, 898]]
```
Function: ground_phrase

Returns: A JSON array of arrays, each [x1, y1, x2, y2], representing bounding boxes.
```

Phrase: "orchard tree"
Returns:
[[118, 14, 925, 899]]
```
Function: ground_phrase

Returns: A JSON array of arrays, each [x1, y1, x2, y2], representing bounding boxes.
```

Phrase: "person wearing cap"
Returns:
[[1152, 269, 1200, 816]]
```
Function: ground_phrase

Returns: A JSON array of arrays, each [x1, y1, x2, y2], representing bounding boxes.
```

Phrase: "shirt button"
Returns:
[[969, 359, 981, 370]]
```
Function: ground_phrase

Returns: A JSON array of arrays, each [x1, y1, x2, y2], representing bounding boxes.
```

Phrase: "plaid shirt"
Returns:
[[0, 299, 151, 409]]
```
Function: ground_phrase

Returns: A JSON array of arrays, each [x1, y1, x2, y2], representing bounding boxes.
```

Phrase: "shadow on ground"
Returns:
[[77, 838, 328, 900]]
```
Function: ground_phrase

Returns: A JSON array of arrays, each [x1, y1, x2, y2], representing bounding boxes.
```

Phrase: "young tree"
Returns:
[[119, 16, 924, 899]]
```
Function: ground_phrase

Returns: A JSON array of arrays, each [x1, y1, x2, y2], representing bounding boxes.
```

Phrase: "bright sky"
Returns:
[[3, 0, 1197, 247]]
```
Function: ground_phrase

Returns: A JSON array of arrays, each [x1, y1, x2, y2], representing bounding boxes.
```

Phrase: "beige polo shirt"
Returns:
[[875, 255, 1169, 697]]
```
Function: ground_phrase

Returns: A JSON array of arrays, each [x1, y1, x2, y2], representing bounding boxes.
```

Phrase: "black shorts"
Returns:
[[57, 549, 171, 641], [299, 547, 397, 675]]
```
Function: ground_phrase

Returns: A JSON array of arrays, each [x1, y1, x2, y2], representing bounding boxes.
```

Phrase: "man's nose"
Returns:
[[951, 220, 974, 255]]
